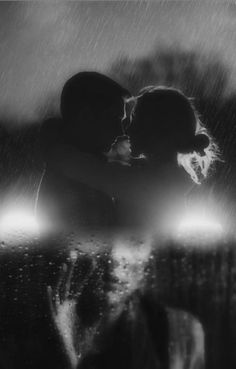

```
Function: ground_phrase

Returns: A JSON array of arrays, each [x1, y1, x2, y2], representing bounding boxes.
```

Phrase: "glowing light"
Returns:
[[178, 217, 223, 234], [176, 212, 223, 244], [0, 208, 39, 242]]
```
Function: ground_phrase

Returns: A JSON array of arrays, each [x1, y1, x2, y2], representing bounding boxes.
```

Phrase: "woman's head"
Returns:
[[128, 86, 218, 183], [60, 72, 130, 153]]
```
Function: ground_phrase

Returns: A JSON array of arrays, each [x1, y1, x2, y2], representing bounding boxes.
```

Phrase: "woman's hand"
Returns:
[[106, 136, 132, 165], [47, 256, 81, 369], [47, 251, 101, 369]]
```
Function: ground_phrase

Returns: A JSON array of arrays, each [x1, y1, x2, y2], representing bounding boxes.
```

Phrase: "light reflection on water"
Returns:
[[0, 232, 209, 369], [168, 309, 204, 369], [107, 237, 205, 368]]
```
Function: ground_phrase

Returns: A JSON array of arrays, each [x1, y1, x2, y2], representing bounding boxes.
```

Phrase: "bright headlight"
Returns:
[[176, 212, 223, 245], [0, 208, 39, 242]]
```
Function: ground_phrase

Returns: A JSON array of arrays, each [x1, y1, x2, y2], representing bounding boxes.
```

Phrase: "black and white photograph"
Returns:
[[0, 1, 235, 368]]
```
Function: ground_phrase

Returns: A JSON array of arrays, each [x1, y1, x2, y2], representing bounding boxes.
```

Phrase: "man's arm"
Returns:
[[48, 144, 132, 198]]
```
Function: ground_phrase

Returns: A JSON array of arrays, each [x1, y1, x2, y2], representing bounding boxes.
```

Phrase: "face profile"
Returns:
[[60, 71, 130, 154], [129, 87, 205, 154]]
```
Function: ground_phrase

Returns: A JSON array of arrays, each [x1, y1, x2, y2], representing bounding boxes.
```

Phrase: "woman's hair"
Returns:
[[176, 120, 219, 184], [129, 86, 220, 184]]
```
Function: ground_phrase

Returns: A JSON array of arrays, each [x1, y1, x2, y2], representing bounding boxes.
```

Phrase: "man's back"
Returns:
[[37, 117, 116, 237], [38, 165, 116, 233]]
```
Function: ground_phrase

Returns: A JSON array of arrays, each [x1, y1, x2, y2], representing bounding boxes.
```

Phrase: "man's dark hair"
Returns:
[[60, 71, 130, 122]]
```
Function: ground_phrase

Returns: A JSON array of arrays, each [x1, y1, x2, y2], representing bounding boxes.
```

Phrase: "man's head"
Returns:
[[60, 72, 130, 154]]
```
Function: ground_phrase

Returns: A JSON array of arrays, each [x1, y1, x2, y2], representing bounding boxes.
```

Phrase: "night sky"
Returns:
[[1, 1, 236, 123]]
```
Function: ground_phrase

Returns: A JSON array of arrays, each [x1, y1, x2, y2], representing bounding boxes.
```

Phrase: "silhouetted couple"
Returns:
[[36, 71, 215, 369], [37, 72, 213, 240]]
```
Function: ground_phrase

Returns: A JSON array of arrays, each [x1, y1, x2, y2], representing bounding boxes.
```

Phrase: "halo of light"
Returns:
[[0, 208, 39, 242], [178, 216, 223, 234], [176, 212, 223, 244]]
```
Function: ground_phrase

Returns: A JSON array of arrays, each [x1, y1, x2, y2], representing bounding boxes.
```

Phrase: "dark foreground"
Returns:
[[0, 233, 235, 369]]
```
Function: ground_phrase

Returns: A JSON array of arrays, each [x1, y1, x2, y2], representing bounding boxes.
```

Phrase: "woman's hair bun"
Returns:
[[193, 133, 210, 154]]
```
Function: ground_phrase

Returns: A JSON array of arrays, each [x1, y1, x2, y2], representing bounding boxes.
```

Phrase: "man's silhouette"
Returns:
[[37, 71, 130, 237], [32, 72, 131, 369]]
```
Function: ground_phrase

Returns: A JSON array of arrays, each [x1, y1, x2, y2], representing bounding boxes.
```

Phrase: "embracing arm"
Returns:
[[48, 144, 132, 198]]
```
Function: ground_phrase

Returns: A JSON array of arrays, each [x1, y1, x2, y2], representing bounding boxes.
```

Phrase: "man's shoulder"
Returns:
[[40, 117, 66, 158], [40, 117, 63, 141]]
